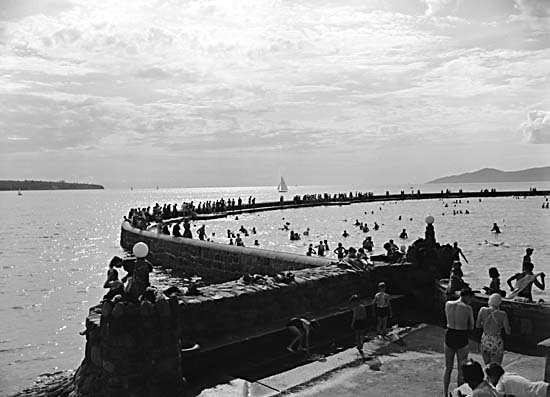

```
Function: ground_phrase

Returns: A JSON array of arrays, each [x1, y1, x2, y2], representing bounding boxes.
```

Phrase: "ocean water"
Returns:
[[1, 182, 549, 395]]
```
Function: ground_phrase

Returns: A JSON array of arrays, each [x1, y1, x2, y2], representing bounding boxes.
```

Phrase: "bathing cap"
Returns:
[[488, 293, 502, 307], [132, 242, 149, 258]]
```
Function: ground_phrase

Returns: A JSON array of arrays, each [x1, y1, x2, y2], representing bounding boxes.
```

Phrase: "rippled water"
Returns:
[[1, 182, 549, 395]]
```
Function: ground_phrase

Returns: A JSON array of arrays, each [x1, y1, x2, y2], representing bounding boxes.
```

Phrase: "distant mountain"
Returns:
[[427, 166, 550, 184], [0, 180, 104, 191]]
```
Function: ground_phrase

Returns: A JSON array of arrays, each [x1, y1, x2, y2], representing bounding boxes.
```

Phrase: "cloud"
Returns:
[[514, 0, 550, 17], [422, 0, 461, 16], [1, 0, 549, 185], [135, 67, 172, 80], [521, 110, 550, 143]]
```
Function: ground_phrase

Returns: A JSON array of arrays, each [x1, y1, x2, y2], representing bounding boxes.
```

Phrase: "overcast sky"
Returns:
[[1, 0, 549, 188]]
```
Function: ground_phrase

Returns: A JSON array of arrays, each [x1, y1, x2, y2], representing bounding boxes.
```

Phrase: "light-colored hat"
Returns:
[[488, 293, 502, 307]]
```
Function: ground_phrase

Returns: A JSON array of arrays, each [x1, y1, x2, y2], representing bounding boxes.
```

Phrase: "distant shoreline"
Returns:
[[0, 180, 104, 191], [427, 166, 550, 184]]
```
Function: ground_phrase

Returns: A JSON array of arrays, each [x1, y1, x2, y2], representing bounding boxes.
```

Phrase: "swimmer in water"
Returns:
[[399, 229, 408, 239], [343, 230, 349, 238], [491, 223, 501, 234]]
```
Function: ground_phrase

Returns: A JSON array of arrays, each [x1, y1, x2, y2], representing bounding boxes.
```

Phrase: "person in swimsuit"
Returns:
[[373, 282, 392, 337], [507, 261, 545, 302], [452, 241, 469, 264], [334, 243, 347, 260], [444, 288, 474, 397], [286, 317, 319, 353], [476, 293, 511, 365], [523, 248, 534, 270], [350, 295, 367, 357]]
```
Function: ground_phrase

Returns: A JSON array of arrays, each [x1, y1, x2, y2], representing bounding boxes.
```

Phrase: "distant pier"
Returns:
[[187, 188, 550, 220]]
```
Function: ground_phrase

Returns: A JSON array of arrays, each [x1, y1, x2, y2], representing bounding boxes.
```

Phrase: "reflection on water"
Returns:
[[0, 182, 549, 394]]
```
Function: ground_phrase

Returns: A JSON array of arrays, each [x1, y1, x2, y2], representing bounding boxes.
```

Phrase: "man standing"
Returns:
[[452, 241, 469, 264], [444, 288, 475, 397]]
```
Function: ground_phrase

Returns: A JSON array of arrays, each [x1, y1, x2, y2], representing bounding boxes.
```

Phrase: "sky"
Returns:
[[1, 0, 549, 188]]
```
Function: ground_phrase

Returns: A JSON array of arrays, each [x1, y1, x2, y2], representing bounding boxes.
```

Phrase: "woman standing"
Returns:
[[476, 294, 511, 365]]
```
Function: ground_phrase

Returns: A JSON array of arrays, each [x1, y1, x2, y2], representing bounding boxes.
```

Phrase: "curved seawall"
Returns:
[[121, 221, 332, 282]]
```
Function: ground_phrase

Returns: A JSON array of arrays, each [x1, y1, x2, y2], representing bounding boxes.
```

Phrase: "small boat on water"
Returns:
[[277, 176, 288, 193], [434, 279, 550, 347]]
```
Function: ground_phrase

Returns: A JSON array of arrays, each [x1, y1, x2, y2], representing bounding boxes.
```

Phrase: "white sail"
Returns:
[[278, 176, 288, 192]]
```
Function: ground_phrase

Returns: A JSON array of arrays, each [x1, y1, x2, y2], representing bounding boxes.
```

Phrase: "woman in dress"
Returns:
[[476, 294, 511, 365]]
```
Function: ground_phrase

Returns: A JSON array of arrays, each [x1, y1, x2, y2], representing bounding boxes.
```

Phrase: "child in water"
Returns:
[[373, 282, 392, 337], [350, 295, 367, 356]]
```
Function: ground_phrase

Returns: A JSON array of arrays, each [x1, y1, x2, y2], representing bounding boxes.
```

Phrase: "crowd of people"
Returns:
[[443, 249, 546, 396]]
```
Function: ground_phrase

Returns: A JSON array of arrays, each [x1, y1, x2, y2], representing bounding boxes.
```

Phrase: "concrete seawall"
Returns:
[[121, 221, 332, 283], [187, 189, 550, 220]]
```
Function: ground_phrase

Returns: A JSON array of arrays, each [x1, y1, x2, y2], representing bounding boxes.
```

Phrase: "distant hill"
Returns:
[[0, 180, 104, 191], [427, 166, 550, 184]]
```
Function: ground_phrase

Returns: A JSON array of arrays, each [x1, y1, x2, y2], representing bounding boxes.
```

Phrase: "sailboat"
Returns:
[[277, 176, 288, 193], [17, 189, 22, 196]]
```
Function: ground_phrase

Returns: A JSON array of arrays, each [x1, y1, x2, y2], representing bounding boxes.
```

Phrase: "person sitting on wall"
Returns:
[[123, 243, 153, 302], [482, 267, 506, 296], [446, 268, 469, 300], [306, 244, 316, 256], [103, 256, 124, 300], [286, 317, 320, 354]]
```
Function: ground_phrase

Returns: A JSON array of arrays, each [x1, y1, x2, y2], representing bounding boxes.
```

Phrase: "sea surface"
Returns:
[[1, 182, 549, 395]]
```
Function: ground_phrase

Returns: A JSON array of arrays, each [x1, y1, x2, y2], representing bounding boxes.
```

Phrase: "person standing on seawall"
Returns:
[[452, 241, 469, 264], [443, 288, 474, 397]]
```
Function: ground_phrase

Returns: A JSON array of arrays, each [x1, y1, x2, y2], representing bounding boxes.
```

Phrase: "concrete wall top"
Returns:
[[121, 221, 333, 268]]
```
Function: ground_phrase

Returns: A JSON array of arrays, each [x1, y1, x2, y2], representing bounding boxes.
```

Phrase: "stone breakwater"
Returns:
[[13, 209, 454, 396], [121, 220, 333, 283]]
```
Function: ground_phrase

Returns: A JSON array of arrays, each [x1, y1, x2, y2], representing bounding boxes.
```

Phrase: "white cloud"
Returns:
[[0, 0, 549, 185], [521, 110, 550, 144]]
